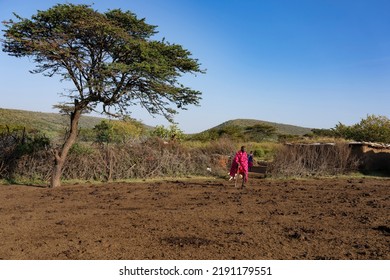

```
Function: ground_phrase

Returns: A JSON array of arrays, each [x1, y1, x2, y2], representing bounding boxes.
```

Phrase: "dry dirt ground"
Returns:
[[0, 175, 389, 260]]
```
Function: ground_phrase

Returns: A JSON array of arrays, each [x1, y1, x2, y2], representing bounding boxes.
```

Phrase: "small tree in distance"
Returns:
[[2, 4, 204, 187], [151, 124, 185, 141]]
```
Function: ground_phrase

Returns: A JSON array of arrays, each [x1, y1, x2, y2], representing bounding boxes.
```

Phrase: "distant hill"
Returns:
[[0, 108, 157, 139], [0, 108, 107, 138], [0, 108, 313, 140], [203, 119, 313, 136]]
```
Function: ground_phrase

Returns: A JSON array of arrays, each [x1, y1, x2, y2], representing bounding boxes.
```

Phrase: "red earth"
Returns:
[[0, 176, 389, 260]]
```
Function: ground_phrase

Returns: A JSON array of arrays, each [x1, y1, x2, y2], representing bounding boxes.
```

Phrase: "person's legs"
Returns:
[[239, 171, 248, 187]]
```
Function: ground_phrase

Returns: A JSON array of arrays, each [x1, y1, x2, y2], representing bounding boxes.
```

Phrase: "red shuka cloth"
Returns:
[[229, 150, 248, 182]]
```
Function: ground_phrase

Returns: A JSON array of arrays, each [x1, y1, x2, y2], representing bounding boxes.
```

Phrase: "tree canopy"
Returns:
[[2, 3, 203, 120]]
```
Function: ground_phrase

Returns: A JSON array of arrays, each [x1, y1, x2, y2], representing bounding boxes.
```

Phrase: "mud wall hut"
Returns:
[[349, 142, 390, 175]]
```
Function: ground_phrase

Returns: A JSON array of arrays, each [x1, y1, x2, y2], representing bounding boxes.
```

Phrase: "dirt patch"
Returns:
[[0, 177, 389, 260]]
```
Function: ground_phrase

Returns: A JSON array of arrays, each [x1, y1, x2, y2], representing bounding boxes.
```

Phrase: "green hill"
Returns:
[[0, 108, 105, 138], [188, 119, 313, 142], [0, 108, 313, 140], [213, 119, 312, 136]]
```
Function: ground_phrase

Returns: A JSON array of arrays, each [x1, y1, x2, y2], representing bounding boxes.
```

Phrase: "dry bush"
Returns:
[[10, 151, 52, 181], [0, 128, 50, 181], [268, 143, 360, 177], [61, 138, 197, 180], [1, 136, 236, 183], [200, 138, 236, 155]]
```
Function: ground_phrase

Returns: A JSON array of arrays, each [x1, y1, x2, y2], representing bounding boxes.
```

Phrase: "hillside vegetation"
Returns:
[[0, 108, 105, 138], [212, 119, 312, 135], [189, 119, 312, 142], [1, 108, 313, 139]]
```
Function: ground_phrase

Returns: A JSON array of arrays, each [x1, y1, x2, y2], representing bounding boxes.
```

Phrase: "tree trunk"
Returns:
[[50, 105, 82, 188], [106, 144, 113, 182], [50, 154, 64, 188]]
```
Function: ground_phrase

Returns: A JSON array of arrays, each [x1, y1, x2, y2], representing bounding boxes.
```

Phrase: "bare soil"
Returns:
[[0, 175, 389, 260]]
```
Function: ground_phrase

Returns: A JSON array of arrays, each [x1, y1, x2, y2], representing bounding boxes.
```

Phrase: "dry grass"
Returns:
[[268, 142, 361, 177], [0, 136, 236, 183]]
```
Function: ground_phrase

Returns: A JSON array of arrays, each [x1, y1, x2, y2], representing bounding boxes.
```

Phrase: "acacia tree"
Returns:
[[244, 124, 277, 142], [2, 4, 203, 187]]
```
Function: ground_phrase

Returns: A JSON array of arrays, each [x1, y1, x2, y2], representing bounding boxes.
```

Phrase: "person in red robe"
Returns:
[[229, 146, 248, 186]]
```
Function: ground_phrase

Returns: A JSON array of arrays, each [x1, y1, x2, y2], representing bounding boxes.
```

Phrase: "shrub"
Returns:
[[1, 136, 236, 182], [151, 124, 185, 141], [0, 127, 50, 180], [333, 115, 390, 143]]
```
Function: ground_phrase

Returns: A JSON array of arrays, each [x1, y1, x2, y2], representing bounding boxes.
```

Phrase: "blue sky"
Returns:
[[1, 0, 390, 133]]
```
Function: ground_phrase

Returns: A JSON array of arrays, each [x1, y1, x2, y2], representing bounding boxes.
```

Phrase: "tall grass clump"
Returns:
[[267, 142, 360, 177]]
